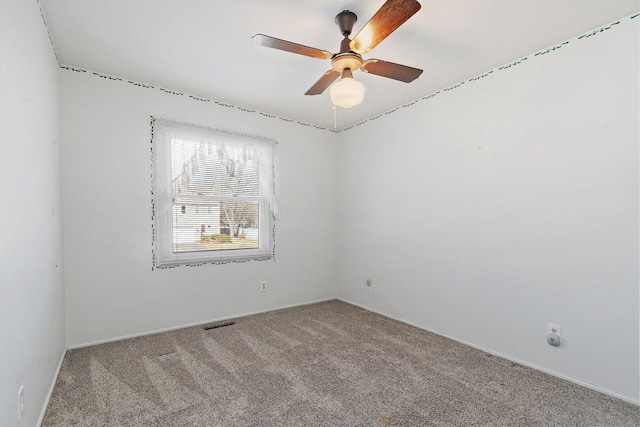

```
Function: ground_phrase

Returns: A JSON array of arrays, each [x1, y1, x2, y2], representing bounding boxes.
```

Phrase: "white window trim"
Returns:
[[151, 117, 278, 269]]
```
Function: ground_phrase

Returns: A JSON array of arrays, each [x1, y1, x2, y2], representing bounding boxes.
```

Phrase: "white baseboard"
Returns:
[[67, 297, 337, 350], [37, 348, 66, 427], [337, 297, 639, 406]]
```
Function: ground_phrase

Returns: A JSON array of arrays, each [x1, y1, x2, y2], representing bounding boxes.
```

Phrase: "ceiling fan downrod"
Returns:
[[335, 10, 358, 53]]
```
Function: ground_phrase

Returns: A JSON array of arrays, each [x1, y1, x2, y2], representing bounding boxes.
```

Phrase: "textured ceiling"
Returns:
[[39, 0, 638, 129]]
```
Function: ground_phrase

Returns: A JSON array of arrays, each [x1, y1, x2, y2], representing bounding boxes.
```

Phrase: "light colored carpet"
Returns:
[[43, 300, 639, 426]]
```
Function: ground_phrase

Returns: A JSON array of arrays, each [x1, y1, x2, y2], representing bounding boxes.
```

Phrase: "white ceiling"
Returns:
[[40, 0, 638, 129]]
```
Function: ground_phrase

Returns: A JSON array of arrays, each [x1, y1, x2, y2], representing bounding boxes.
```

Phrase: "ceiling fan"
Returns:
[[251, 0, 423, 108]]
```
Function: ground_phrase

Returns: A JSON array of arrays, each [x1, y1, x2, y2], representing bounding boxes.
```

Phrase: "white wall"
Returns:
[[0, 1, 65, 425], [337, 17, 639, 402], [60, 70, 338, 347], [24, 7, 637, 418]]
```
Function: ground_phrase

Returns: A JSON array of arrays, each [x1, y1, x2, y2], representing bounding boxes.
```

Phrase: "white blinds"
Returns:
[[152, 117, 278, 267]]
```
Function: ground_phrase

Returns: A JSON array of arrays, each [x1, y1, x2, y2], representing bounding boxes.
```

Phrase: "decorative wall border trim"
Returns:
[[534, 40, 569, 57], [36, 0, 59, 62], [498, 57, 528, 71], [469, 70, 494, 82], [339, 13, 637, 132], [60, 65, 86, 73], [56, 13, 636, 134], [92, 71, 121, 81], [59, 64, 337, 133], [443, 81, 466, 92], [130, 81, 154, 89], [578, 21, 620, 39]]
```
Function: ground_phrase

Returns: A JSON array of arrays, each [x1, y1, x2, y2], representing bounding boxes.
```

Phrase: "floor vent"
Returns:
[[203, 320, 236, 330]]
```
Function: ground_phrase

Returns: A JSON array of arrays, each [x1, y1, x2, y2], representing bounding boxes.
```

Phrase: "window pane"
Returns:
[[171, 201, 259, 253], [171, 139, 259, 198]]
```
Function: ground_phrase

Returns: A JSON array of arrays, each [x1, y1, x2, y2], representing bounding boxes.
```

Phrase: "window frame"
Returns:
[[151, 117, 277, 268]]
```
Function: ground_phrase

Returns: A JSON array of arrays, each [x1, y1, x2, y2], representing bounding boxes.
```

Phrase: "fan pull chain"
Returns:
[[333, 104, 337, 129]]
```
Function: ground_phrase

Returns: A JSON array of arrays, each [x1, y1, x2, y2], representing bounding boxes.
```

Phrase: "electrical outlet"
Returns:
[[18, 385, 24, 421], [366, 279, 372, 287], [261, 281, 267, 292], [547, 323, 562, 336]]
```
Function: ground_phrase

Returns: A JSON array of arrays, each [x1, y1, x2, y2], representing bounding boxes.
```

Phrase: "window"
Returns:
[[152, 117, 279, 268]]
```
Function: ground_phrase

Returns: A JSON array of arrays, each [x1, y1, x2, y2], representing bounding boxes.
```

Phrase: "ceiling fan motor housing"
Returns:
[[331, 53, 363, 73]]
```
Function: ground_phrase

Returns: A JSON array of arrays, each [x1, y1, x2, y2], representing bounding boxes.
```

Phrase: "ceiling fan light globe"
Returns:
[[330, 77, 365, 108]]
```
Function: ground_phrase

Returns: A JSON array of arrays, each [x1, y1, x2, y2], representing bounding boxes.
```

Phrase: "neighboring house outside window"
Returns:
[[152, 117, 279, 268]]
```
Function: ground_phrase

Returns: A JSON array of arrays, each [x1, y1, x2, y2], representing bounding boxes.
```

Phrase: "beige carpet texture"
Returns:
[[43, 300, 639, 426]]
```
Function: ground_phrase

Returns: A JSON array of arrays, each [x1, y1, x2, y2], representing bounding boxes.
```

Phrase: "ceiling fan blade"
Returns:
[[361, 59, 423, 82], [349, 0, 421, 54], [252, 34, 333, 60], [305, 70, 341, 95]]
